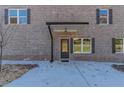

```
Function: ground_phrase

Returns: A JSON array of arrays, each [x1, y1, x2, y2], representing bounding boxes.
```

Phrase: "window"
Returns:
[[96, 9, 112, 24], [8, 9, 27, 24], [73, 38, 81, 53], [115, 38, 124, 53], [73, 38, 92, 53], [99, 9, 109, 24], [83, 39, 92, 53], [9, 10, 17, 24], [19, 10, 27, 24]]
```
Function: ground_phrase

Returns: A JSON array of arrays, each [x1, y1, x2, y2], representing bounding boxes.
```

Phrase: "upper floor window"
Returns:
[[5, 9, 30, 24], [96, 9, 113, 24], [99, 9, 109, 24], [9, 9, 27, 24]]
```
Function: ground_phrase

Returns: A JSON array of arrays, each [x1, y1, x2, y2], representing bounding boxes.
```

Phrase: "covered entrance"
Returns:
[[46, 22, 89, 62]]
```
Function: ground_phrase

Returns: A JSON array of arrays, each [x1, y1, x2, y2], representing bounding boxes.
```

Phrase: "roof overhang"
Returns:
[[46, 22, 89, 25]]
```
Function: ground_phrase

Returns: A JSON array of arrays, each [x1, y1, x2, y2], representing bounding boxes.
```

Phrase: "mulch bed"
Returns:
[[112, 64, 124, 72], [0, 64, 38, 87]]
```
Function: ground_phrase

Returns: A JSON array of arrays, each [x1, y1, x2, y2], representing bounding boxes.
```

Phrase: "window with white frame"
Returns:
[[73, 38, 81, 53], [8, 9, 27, 24], [73, 38, 92, 53], [115, 38, 124, 53], [99, 9, 109, 24]]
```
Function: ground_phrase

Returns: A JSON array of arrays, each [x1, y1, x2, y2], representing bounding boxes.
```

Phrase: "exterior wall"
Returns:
[[1, 5, 52, 60], [0, 5, 124, 62]]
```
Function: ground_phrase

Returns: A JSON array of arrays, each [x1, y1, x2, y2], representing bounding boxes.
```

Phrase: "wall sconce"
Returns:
[[64, 28, 67, 32]]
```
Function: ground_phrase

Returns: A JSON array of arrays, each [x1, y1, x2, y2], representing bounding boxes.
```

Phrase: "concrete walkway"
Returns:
[[3, 60, 124, 87]]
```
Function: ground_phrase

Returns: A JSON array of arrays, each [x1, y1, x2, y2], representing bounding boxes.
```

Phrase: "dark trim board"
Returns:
[[46, 22, 89, 62], [46, 22, 89, 25]]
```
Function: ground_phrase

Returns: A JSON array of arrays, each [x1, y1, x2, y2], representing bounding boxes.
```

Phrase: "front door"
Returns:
[[61, 39, 69, 61]]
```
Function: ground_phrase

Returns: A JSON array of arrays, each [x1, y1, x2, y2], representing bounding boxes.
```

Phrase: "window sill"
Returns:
[[7, 24, 29, 25], [73, 52, 92, 54], [98, 23, 109, 25], [115, 52, 124, 54]]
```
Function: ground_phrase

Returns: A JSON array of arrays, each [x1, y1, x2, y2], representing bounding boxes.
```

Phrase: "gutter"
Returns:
[[47, 25, 54, 62]]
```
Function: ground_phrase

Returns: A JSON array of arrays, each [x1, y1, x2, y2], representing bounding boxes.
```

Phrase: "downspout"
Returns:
[[47, 25, 54, 62]]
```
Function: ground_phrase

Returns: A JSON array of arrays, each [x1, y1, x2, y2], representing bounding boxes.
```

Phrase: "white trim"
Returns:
[[73, 38, 92, 54], [17, 9, 19, 24], [54, 29, 77, 32], [99, 9, 109, 25], [123, 38, 124, 53], [8, 8, 27, 24]]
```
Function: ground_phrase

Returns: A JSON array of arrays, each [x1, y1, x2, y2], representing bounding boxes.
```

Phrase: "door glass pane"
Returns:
[[115, 39, 123, 52], [83, 39, 91, 53], [62, 39, 68, 52], [73, 38, 81, 53]]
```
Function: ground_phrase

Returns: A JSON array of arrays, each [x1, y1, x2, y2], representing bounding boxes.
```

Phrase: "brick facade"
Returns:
[[0, 5, 124, 62]]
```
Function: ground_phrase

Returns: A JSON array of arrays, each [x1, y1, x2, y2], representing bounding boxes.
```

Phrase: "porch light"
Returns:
[[64, 28, 67, 32]]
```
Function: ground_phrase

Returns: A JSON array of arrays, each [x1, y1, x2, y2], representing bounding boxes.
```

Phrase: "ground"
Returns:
[[2, 60, 124, 87], [0, 64, 38, 86]]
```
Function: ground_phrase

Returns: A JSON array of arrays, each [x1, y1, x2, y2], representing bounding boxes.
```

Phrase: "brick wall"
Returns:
[[0, 5, 123, 62]]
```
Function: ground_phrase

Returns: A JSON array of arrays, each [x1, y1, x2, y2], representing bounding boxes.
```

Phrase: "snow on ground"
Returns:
[[3, 60, 124, 87]]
